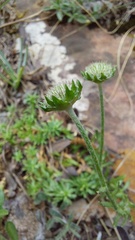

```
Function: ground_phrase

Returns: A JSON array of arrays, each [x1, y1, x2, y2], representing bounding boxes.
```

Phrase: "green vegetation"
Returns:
[[0, 39, 27, 90], [0, 0, 134, 238], [0, 90, 133, 227], [0, 93, 101, 207], [44, 0, 110, 24], [44, 0, 135, 26], [0, 189, 8, 219], [0, 189, 18, 240], [0, 0, 11, 10], [47, 208, 81, 239], [44, 0, 90, 24], [40, 63, 134, 223], [0, 29, 134, 233]]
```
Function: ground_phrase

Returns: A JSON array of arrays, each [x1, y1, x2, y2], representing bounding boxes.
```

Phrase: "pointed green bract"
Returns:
[[81, 62, 116, 83], [71, 80, 76, 91], [40, 80, 82, 112], [65, 85, 74, 101], [45, 96, 54, 106], [52, 95, 61, 105]]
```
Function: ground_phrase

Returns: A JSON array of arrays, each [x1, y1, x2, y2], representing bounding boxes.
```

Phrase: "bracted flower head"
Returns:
[[40, 80, 82, 112], [81, 62, 116, 84]]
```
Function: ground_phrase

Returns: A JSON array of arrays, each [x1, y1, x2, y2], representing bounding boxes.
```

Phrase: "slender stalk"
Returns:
[[67, 107, 118, 211], [98, 83, 104, 166]]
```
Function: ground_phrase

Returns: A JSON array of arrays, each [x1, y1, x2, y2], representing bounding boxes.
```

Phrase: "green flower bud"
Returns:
[[81, 62, 116, 84], [40, 80, 82, 112]]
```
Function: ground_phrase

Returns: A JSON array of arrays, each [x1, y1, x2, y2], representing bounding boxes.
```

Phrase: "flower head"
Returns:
[[40, 80, 82, 112], [81, 62, 116, 84]]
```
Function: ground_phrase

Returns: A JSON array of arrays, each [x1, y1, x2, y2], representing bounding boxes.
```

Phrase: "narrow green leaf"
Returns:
[[22, 47, 28, 67], [50, 208, 63, 219], [46, 218, 55, 230], [5, 221, 19, 240], [0, 189, 5, 206], [56, 11, 63, 21], [71, 228, 81, 238], [15, 66, 24, 89], [101, 201, 112, 208], [0, 0, 10, 10], [0, 51, 16, 78], [17, 38, 23, 70], [74, 14, 88, 24], [0, 209, 8, 218]]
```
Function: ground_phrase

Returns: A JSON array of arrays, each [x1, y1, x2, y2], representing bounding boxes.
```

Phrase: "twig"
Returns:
[[99, 218, 111, 237], [0, 9, 54, 28], [116, 27, 135, 116], [109, 38, 135, 100], [20, 13, 55, 23], [82, 222, 91, 240], [71, 194, 100, 240], [71, 195, 100, 240], [0, 87, 7, 106], [49, 20, 60, 35], [60, 23, 88, 41], [12, 172, 30, 199], [107, 26, 135, 102], [74, 0, 134, 34], [105, 207, 122, 240]]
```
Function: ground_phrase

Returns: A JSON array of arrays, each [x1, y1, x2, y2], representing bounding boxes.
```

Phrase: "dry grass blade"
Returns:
[[107, 28, 135, 102], [12, 173, 30, 199], [105, 208, 122, 240], [49, 20, 60, 35], [99, 218, 111, 237], [0, 9, 42, 28], [0, 10, 54, 28], [70, 194, 99, 240], [60, 23, 89, 41], [74, 0, 134, 35]]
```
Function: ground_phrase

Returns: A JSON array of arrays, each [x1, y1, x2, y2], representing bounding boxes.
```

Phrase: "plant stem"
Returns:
[[98, 83, 104, 166], [67, 107, 118, 211]]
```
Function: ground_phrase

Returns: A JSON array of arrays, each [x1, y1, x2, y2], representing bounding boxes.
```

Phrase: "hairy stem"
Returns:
[[67, 107, 118, 211], [98, 83, 104, 166]]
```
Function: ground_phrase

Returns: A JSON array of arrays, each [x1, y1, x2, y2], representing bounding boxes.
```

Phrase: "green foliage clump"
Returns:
[[47, 208, 81, 239], [0, 92, 134, 224], [70, 172, 100, 198], [0, 189, 18, 240], [44, 0, 90, 24], [0, 189, 8, 219], [0, 93, 101, 207], [44, 0, 135, 29], [0, 39, 27, 90]]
